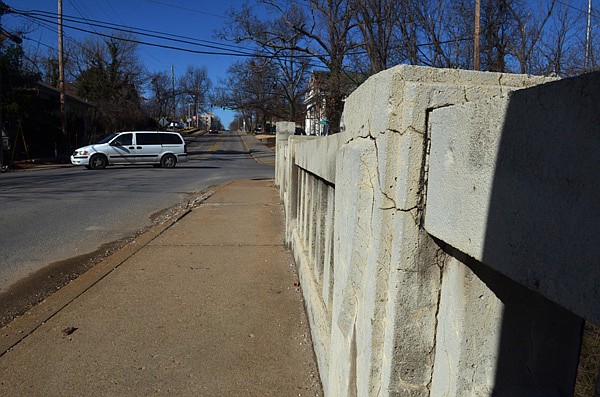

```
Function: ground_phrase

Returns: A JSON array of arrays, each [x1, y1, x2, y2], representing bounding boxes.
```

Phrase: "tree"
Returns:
[[268, 6, 311, 122], [178, 65, 211, 126], [74, 33, 146, 132], [228, 114, 246, 132], [352, 0, 399, 74], [146, 71, 173, 124], [281, 0, 360, 133], [480, 0, 517, 72], [0, 42, 40, 158], [411, 0, 462, 68], [507, 0, 557, 74], [220, 3, 310, 123], [40, 40, 78, 87], [222, 0, 361, 133], [218, 57, 282, 131], [538, 1, 599, 76], [390, 0, 421, 65]]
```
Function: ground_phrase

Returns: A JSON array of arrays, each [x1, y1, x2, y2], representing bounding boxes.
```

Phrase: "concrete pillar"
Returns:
[[274, 121, 294, 191]]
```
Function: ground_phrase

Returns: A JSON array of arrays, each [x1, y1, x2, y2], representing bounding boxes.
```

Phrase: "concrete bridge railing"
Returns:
[[275, 65, 600, 396]]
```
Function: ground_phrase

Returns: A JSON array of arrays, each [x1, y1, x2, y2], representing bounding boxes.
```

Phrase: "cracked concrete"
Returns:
[[276, 65, 562, 396]]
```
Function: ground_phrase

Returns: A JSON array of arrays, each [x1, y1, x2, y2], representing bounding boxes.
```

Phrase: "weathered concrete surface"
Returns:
[[340, 66, 554, 217], [0, 180, 322, 396], [430, 256, 502, 396], [277, 133, 319, 244], [430, 251, 582, 396], [425, 71, 600, 323], [275, 121, 295, 192], [295, 133, 347, 185], [330, 66, 555, 396], [275, 64, 586, 397]]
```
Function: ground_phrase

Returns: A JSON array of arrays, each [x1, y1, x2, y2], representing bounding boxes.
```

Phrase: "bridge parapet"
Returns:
[[276, 65, 597, 396]]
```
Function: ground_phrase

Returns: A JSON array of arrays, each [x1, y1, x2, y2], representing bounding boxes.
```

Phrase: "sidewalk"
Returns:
[[0, 179, 322, 396], [240, 132, 276, 165]]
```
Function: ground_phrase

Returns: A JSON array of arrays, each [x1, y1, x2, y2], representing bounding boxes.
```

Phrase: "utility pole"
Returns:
[[171, 64, 175, 119], [585, 0, 592, 70], [58, 0, 67, 156], [474, 0, 481, 70], [0, 2, 6, 169]]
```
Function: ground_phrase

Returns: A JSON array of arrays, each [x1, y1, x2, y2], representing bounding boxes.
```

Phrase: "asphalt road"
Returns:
[[0, 131, 274, 293]]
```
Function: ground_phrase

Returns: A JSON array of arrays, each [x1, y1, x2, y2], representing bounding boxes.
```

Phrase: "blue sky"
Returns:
[[1, 0, 264, 126], [5, 0, 595, 127]]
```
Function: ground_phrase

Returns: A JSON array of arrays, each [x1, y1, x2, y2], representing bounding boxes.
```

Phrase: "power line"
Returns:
[[10, 6, 326, 67], [67, 0, 102, 37], [16, 13, 80, 50], [17, 12, 284, 59], [20, 33, 57, 52], [12, 11, 258, 58], [556, 0, 600, 19], [96, 0, 124, 26], [12, 8, 254, 55], [9, 4, 476, 73], [141, 0, 227, 20]]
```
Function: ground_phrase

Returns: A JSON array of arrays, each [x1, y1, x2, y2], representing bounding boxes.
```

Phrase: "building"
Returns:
[[3, 82, 95, 161], [303, 71, 368, 136]]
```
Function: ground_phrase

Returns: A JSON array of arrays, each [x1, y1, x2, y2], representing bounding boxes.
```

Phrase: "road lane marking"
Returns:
[[189, 134, 223, 160]]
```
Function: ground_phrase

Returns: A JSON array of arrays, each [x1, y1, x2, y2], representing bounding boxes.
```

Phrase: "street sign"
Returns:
[[159, 117, 169, 127]]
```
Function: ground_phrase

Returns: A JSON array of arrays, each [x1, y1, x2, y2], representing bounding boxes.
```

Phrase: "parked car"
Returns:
[[168, 121, 185, 130], [71, 131, 188, 169]]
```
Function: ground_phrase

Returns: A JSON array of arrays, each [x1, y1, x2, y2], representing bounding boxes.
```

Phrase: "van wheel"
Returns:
[[161, 154, 176, 168], [89, 154, 107, 170]]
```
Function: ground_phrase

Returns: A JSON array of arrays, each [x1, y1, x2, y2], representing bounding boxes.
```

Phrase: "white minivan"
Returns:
[[71, 131, 188, 169]]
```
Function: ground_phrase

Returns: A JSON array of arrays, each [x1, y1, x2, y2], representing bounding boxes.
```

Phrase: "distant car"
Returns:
[[71, 131, 188, 169], [209, 127, 219, 134], [168, 121, 185, 130]]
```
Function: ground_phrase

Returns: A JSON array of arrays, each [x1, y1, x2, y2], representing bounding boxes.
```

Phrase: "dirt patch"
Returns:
[[574, 322, 600, 396], [0, 239, 129, 328]]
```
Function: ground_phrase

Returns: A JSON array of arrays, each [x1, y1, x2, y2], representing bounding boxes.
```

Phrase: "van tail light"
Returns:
[[184, 144, 187, 154]]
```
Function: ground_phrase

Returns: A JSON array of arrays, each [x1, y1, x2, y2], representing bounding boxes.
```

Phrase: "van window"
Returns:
[[160, 133, 183, 144], [97, 133, 118, 144], [136, 133, 162, 145], [113, 133, 133, 146]]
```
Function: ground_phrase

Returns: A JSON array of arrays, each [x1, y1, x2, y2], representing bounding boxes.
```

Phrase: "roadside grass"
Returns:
[[574, 322, 600, 396]]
